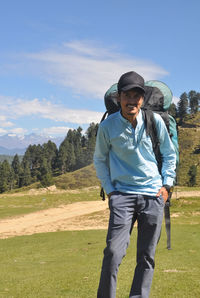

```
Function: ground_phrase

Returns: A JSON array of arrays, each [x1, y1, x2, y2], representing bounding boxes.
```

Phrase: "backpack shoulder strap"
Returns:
[[142, 109, 162, 173], [100, 111, 108, 123]]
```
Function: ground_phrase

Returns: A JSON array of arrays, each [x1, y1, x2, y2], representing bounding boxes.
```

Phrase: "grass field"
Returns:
[[0, 193, 199, 297]]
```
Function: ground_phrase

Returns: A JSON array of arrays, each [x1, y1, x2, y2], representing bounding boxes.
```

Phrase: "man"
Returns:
[[93, 71, 176, 298]]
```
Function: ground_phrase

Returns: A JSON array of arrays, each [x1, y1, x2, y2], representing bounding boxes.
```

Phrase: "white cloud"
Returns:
[[0, 127, 28, 136], [9, 127, 28, 135], [0, 114, 14, 127], [0, 128, 7, 135], [0, 111, 27, 135], [0, 121, 14, 128], [25, 41, 169, 99], [0, 96, 103, 124]]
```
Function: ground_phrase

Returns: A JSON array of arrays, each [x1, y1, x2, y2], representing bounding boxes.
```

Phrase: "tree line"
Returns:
[[169, 90, 200, 187], [0, 123, 98, 193], [169, 90, 200, 123]]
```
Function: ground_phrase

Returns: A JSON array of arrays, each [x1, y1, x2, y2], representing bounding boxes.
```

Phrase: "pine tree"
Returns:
[[19, 160, 32, 187], [57, 144, 67, 174], [38, 157, 53, 187], [188, 90, 199, 114], [168, 103, 177, 119], [65, 142, 76, 171], [0, 160, 11, 192], [11, 154, 21, 188], [177, 92, 188, 124], [84, 123, 98, 165], [23, 144, 43, 181], [42, 141, 58, 175], [9, 168, 15, 190], [72, 127, 84, 169], [57, 130, 77, 173]]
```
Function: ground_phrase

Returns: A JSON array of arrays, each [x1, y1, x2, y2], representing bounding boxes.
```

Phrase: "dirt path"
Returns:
[[0, 201, 108, 239], [0, 200, 109, 239], [0, 190, 199, 239]]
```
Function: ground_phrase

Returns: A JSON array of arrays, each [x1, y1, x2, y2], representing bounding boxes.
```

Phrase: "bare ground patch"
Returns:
[[0, 200, 109, 239]]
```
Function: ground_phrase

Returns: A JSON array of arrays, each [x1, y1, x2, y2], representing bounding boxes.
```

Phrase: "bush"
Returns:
[[188, 165, 197, 186]]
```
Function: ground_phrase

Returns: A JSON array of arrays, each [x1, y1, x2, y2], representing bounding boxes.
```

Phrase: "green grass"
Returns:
[[0, 224, 199, 297], [0, 187, 100, 219], [54, 164, 99, 190], [174, 185, 200, 192], [170, 196, 200, 226], [0, 196, 199, 297]]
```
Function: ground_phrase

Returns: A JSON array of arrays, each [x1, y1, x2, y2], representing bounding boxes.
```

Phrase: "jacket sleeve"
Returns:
[[155, 114, 177, 186], [93, 124, 116, 194]]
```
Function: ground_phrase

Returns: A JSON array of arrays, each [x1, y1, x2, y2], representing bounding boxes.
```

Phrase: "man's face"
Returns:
[[119, 89, 144, 118]]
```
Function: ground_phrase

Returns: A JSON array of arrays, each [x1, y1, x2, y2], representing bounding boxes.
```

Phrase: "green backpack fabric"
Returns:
[[144, 80, 179, 168]]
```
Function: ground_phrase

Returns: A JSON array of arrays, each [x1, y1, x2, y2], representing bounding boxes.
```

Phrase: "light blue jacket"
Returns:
[[93, 110, 176, 196]]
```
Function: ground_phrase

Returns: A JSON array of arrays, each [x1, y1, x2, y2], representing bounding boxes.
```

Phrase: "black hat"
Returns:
[[118, 71, 145, 93]]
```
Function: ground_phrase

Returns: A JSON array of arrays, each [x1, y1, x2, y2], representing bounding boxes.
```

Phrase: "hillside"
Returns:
[[54, 164, 99, 189], [177, 112, 200, 186], [180, 111, 200, 128], [177, 127, 200, 186]]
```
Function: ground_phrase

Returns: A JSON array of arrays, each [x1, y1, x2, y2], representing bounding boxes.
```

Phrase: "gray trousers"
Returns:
[[97, 192, 164, 298]]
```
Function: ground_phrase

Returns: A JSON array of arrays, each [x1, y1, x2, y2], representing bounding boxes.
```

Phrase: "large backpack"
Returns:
[[101, 80, 179, 249], [103, 81, 179, 168]]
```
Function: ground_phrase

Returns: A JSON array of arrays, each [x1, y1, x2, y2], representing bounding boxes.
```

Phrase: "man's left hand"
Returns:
[[156, 186, 169, 203]]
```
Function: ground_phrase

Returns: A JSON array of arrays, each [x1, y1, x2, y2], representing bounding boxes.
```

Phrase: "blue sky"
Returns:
[[0, 0, 199, 137]]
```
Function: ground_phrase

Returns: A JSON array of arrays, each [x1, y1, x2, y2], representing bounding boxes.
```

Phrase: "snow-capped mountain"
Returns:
[[0, 133, 64, 155]]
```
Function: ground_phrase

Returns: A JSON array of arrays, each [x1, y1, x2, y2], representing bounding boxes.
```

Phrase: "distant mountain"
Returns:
[[0, 133, 64, 155], [0, 146, 26, 155]]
